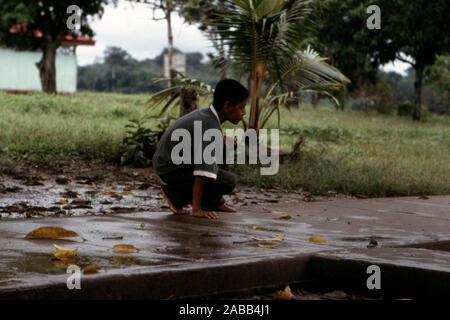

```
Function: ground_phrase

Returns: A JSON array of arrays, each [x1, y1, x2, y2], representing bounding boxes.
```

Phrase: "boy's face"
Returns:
[[223, 99, 248, 124]]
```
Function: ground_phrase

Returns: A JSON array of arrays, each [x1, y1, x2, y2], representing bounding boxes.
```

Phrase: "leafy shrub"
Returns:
[[120, 116, 175, 167]]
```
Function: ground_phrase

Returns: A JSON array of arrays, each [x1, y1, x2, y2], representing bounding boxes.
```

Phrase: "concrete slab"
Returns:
[[0, 195, 449, 299]]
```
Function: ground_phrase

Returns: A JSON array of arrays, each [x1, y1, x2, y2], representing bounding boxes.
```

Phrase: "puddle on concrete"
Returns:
[[338, 236, 395, 242], [347, 216, 379, 220], [376, 209, 436, 218], [0, 249, 186, 282], [396, 240, 450, 252]]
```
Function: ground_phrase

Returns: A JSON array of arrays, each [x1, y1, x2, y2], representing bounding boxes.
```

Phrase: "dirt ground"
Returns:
[[0, 162, 353, 220]]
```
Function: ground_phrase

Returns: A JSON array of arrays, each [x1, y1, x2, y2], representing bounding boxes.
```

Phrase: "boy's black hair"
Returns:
[[213, 79, 249, 112]]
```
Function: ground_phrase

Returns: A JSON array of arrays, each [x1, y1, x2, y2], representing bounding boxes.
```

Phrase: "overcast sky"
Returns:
[[76, 1, 410, 75]]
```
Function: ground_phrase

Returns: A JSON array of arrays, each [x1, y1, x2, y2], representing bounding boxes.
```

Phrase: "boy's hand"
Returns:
[[192, 208, 218, 219]]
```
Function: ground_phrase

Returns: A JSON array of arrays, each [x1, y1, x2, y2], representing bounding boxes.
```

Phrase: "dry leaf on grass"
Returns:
[[112, 244, 139, 253], [51, 244, 77, 260], [103, 190, 116, 195], [57, 199, 69, 205], [309, 236, 327, 243], [83, 265, 101, 274], [26, 226, 78, 239]]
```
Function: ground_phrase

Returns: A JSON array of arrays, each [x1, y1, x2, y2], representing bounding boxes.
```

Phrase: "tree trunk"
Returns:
[[311, 92, 319, 108], [36, 35, 60, 94], [111, 65, 116, 92], [166, 3, 175, 86], [180, 87, 199, 117], [413, 64, 424, 121], [249, 61, 264, 130]]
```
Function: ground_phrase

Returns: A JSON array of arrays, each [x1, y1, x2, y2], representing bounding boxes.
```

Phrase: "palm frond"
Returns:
[[147, 77, 214, 116]]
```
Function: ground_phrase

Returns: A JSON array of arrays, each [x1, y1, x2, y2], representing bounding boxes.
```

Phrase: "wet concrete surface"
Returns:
[[0, 189, 449, 299]]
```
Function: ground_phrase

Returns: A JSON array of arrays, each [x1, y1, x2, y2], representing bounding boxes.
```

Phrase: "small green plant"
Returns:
[[397, 101, 414, 116], [120, 116, 175, 167]]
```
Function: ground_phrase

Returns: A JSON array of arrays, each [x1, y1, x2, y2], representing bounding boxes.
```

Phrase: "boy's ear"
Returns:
[[223, 101, 232, 112]]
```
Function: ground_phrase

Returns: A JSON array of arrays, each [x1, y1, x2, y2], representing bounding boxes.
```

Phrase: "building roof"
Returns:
[[9, 24, 95, 46]]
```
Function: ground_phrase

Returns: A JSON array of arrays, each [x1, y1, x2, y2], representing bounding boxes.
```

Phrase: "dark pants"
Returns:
[[159, 166, 236, 208]]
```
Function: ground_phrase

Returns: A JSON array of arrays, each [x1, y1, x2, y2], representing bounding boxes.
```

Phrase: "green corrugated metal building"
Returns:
[[0, 34, 94, 94], [0, 47, 77, 94]]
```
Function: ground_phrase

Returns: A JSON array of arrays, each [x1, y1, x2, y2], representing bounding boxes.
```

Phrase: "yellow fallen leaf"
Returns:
[[122, 191, 133, 195], [276, 285, 294, 298], [103, 190, 116, 195], [309, 236, 327, 243], [58, 199, 69, 205], [112, 244, 139, 253], [51, 244, 77, 260], [26, 226, 78, 239], [257, 242, 282, 248], [254, 235, 285, 242], [253, 225, 262, 230], [83, 265, 101, 274]]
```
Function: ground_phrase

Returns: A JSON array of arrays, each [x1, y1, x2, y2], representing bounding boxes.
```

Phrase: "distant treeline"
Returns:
[[77, 46, 220, 94]]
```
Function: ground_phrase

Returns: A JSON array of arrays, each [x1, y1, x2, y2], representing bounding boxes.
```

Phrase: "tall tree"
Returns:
[[136, 0, 202, 116], [103, 46, 133, 92], [178, 0, 235, 80], [0, 1, 110, 93], [149, 0, 350, 132], [210, 0, 349, 131], [367, 0, 450, 120]]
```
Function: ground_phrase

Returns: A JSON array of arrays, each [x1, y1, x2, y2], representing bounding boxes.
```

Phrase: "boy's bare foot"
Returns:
[[202, 204, 237, 212], [192, 209, 218, 219], [160, 188, 189, 215]]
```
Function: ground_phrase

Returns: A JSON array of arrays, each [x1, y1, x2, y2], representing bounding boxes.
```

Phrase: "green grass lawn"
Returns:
[[1, 91, 449, 196]]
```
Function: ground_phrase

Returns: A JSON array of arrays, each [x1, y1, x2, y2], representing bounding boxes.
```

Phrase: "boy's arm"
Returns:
[[192, 176, 218, 219]]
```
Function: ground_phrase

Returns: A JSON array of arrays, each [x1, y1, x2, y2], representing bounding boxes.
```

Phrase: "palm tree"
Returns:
[[148, 0, 349, 132]]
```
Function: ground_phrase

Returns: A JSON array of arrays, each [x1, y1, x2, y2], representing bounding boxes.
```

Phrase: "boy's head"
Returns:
[[213, 79, 249, 124]]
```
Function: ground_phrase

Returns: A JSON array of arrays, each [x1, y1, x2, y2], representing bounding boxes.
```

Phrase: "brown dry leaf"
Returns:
[[51, 244, 77, 260], [51, 259, 76, 269], [274, 214, 291, 220], [103, 190, 116, 196], [418, 195, 429, 200], [57, 199, 69, 205], [309, 236, 327, 243], [112, 244, 139, 253], [55, 177, 71, 185], [83, 265, 101, 274], [26, 226, 78, 239], [275, 285, 294, 298], [257, 242, 282, 248], [253, 225, 263, 230], [254, 235, 285, 242], [122, 191, 133, 195]]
